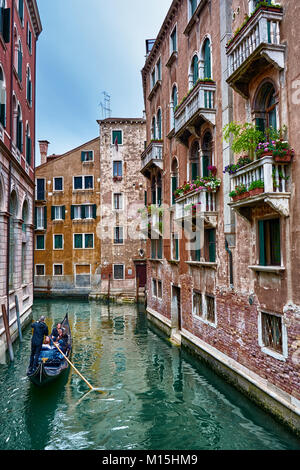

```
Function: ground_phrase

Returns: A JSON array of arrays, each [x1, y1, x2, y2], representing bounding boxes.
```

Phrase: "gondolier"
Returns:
[[28, 316, 49, 374]]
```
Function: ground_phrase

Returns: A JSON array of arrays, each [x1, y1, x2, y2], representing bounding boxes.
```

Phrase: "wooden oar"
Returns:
[[52, 342, 104, 394]]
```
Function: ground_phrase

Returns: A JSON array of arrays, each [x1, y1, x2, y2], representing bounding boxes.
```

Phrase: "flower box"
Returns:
[[273, 151, 294, 163], [249, 187, 264, 197]]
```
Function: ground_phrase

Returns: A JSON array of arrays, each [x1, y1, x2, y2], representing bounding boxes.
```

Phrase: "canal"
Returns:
[[0, 298, 299, 451]]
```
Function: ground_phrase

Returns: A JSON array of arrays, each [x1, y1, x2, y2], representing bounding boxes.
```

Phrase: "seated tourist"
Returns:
[[51, 323, 62, 341]]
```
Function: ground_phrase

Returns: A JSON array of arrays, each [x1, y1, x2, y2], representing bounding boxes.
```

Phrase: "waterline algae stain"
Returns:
[[0, 299, 299, 450]]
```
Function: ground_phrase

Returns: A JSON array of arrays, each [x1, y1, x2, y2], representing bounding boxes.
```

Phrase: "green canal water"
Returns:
[[0, 298, 299, 450]]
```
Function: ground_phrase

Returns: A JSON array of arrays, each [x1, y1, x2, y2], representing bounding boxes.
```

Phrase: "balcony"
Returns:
[[141, 140, 163, 178], [226, 6, 285, 99], [228, 156, 291, 221], [174, 189, 217, 228], [174, 80, 216, 146]]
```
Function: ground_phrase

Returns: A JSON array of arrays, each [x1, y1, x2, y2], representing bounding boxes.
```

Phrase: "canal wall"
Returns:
[[146, 306, 300, 437], [0, 306, 32, 364]]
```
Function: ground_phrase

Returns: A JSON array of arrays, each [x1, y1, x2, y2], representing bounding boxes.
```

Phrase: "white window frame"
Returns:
[[36, 206, 45, 230], [113, 264, 125, 280], [53, 233, 64, 250], [113, 192, 123, 211], [73, 233, 94, 249], [81, 150, 94, 162], [53, 205, 63, 221], [113, 226, 124, 245], [73, 175, 94, 191], [258, 310, 288, 361], [53, 263, 64, 276], [192, 292, 217, 327], [111, 129, 123, 146], [35, 264, 45, 276], [85, 204, 94, 220], [53, 176, 64, 192], [170, 23, 178, 54]]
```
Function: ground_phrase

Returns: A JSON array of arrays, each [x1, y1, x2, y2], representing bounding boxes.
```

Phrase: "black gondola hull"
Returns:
[[27, 314, 72, 387]]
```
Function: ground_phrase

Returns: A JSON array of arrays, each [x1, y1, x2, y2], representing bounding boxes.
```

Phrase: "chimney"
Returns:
[[38, 140, 50, 165]]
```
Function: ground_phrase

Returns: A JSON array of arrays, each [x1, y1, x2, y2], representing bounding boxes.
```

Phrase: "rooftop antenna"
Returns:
[[100, 91, 112, 119]]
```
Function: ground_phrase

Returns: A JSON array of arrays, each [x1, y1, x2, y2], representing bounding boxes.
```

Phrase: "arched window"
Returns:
[[170, 85, 178, 130], [189, 0, 198, 18], [157, 108, 162, 140], [202, 38, 212, 79], [16, 104, 23, 152], [0, 1, 10, 43], [0, 66, 6, 127], [26, 123, 31, 164], [26, 66, 32, 106], [190, 140, 200, 181], [9, 190, 18, 288], [202, 131, 213, 177], [254, 81, 278, 135], [18, 39, 23, 82], [191, 55, 199, 86], [151, 116, 156, 140]]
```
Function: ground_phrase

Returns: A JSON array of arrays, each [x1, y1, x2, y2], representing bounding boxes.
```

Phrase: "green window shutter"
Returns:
[[112, 130, 122, 145], [172, 176, 177, 205], [51, 206, 55, 220], [3, 8, 10, 43], [191, 162, 199, 181], [93, 204, 97, 219], [62, 206, 66, 220], [204, 39, 211, 79], [81, 151, 85, 162], [0, 103, 6, 127], [157, 186, 162, 206], [74, 234, 82, 249], [43, 206, 47, 229], [255, 117, 265, 135], [258, 220, 266, 266], [144, 190, 147, 207], [18, 49, 22, 82], [175, 237, 179, 260], [192, 55, 199, 85], [202, 155, 209, 177], [152, 189, 156, 205], [19, 0, 24, 22], [34, 207, 37, 229], [36, 235, 44, 250], [81, 205, 86, 219], [70, 205, 74, 220], [208, 229, 216, 262], [270, 218, 281, 266]]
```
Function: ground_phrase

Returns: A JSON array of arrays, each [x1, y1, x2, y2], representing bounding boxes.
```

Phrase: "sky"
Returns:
[[35, 0, 171, 164]]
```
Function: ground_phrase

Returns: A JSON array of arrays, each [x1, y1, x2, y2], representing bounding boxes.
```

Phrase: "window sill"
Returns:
[[260, 346, 286, 362], [192, 313, 217, 328], [149, 258, 163, 263], [148, 80, 162, 101], [72, 218, 95, 223], [82, 161, 94, 164], [186, 261, 217, 269], [167, 259, 180, 265], [72, 189, 94, 193], [249, 265, 285, 274]]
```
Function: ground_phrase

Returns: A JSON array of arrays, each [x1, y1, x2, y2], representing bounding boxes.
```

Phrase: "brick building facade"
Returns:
[[141, 0, 300, 432], [0, 0, 41, 361], [92, 118, 147, 302]]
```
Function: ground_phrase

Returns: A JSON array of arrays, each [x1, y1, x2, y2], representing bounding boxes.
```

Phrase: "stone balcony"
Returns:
[[226, 6, 285, 98], [174, 80, 216, 146], [141, 140, 163, 178], [229, 155, 291, 221], [174, 189, 218, 228]]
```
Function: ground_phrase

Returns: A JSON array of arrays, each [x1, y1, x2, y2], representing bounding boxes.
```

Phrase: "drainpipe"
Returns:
[[225, 238, 234, 289]]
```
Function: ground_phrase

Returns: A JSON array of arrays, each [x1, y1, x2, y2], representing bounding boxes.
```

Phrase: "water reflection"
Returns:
[[0, 299, 299, 450]]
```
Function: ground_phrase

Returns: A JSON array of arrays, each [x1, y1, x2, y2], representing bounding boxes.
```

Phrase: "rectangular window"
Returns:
[[112, 130, 123, 145], [113, 193, 123, 210], [36, 207, 45, 230], [113, 161, 123, 177], [81, 150, 94, 162], [157, 280, 162, 299], [53, 177, 63, 191], [152, 278, 157, 297], [52, 206, 65, 221], [84, 205, 94, 219], [206, 295, 215, 323], [114, 226, 124, 244], [193, 291, 202, 317], [36, 179, 45, 201], [53, 264, 63, 276], [170, 26, 177, 53], [204, 228, 216, 262], [36, 235, 45, 250], [84, 233, 94, 249], [151, 69, 156, 89], [27, 22, 32, 53], [73, 176, 93, 190], [74, 234, 83, 249], [261, 312, 283, 354], [35, 265, 45, 276], [114, 264, 124, 280], [259, 218, 281, 266], [156, 58, 161, 81], [54, 234, 63, 250]]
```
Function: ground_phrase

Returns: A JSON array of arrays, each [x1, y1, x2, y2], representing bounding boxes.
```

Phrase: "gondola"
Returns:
[[27, 314, 72, 387]]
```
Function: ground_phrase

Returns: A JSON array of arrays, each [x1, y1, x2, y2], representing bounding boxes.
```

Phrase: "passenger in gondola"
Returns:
[[51, 323, 61, 341], [28, 316, 49, 373], [57, 332, 68, 354]]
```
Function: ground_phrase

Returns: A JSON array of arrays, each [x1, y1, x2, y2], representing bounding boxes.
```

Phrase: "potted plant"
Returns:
[[223, 156, 252, 175], [272, 141, 295, 162], [208, 165, 217, 177], [230, 183, 249, 201], [223, 122, 264, 161], [248, 179, 264, 196]]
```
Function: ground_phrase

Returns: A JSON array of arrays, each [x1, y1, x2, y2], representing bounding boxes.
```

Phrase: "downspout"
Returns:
[[32, 28, 38, 293], [225, 238, 234, 289]]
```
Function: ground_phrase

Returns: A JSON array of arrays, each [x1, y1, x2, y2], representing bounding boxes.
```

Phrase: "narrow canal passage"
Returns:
[[0, 299, 299, 450]]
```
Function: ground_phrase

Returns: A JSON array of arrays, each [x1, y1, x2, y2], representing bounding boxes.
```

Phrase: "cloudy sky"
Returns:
[[35, 0, 171, 164]]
